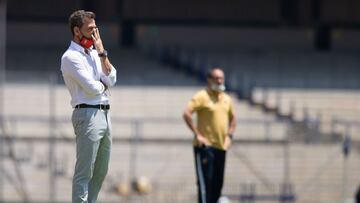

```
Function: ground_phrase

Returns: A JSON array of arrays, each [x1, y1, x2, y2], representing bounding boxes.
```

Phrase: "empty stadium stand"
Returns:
[[3, 0, 360, 202], [1, 46, 291, 203], [3, 25, 360, 203], [139, 28, 360, 144]]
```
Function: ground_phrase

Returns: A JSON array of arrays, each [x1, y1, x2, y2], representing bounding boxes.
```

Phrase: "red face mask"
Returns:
[[79, 35, 94, 49]]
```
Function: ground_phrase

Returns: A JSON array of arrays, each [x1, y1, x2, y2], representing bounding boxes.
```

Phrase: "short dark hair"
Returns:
[[68, 10, 96, 36]]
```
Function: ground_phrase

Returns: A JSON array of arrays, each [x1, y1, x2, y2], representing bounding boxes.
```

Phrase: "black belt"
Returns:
[[75, 104, 110, 110]]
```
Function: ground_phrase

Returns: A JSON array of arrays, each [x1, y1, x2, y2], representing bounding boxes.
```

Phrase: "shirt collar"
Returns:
[[206, 88, 224, 100], [70, 41, 92, 55]]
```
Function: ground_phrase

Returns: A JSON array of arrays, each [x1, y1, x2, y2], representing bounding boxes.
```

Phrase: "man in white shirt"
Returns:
[[61, 10, 117, 203]]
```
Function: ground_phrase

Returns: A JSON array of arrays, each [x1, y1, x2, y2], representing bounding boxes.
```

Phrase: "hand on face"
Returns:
[[76, 17, 104, 52], [91, 27, 104, 53]]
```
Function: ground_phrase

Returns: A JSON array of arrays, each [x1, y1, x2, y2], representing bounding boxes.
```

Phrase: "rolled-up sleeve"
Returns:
[[61, 54, 105, 96], [100, 66, 117, 87]]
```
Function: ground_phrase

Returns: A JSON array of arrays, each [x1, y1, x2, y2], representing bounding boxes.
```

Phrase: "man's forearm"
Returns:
[[183, 110, 199, 135], [184, 116, 197, 134], [228, 116, 236, 135], [100, 57, 112, 76]]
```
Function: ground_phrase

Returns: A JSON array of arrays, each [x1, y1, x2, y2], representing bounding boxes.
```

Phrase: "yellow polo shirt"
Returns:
[[187, 89, 235, 150]]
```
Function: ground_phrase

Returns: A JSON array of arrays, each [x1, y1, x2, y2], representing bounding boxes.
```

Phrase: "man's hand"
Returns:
[[92, 28, 112, 76], [183, 107, 211, 146], [92, 28, 104, 54], [196, 133, 211, 147], [223, 135, 232, 150]]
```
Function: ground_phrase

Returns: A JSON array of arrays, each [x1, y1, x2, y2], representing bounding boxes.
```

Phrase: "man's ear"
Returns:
[[73, 26, 81, 37]]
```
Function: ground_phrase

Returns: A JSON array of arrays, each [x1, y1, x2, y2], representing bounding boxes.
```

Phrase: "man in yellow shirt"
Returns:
[[183, 67, 236, 203]]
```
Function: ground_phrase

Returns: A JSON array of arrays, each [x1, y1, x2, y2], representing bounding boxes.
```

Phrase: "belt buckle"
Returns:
[[100, 104, 106, 111]]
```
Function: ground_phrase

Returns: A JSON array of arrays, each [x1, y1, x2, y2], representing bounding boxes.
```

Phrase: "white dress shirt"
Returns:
[[61, 41, 117, 107]]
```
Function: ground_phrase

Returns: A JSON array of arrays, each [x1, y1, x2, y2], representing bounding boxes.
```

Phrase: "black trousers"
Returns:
[[194, 146, 226, 203]]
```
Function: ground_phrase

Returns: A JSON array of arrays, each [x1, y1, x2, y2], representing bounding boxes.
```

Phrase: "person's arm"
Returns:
[[92, 28, 116, 78], [99, 54, 112, 76], [183, 106, 210, 146], [224, 99, 237, 150], [91, 28, 117, 87], [100, 67, 116, 87], [228, 114, 236, 136], [224, 114, 236, 150], [61, 54, 105, 96]]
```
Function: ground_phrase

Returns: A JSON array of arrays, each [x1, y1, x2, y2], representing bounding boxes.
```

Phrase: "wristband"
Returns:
[[228, 133, 233, 140]]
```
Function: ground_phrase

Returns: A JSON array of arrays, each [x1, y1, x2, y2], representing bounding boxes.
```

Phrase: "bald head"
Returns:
[[207, 68, 225, 82]]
